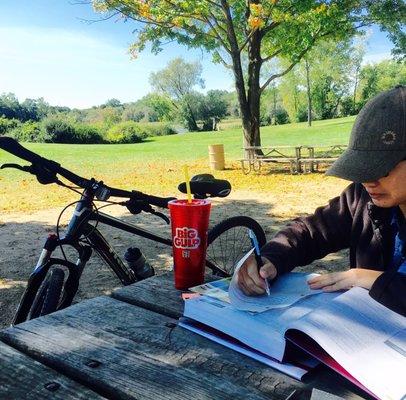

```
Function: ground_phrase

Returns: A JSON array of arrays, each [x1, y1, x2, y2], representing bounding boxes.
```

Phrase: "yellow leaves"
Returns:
[[173, 17, 183, 27], [138, 2, 151, 18], [315, 3, 328, 14], [249, 3, 263, 17], [248, 16, 265, 29], [248, 3, 265, 30], [92, 0, 108, 13]]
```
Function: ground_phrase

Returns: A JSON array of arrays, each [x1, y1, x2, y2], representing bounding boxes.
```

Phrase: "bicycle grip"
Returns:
[[0, 136, 50, 165]]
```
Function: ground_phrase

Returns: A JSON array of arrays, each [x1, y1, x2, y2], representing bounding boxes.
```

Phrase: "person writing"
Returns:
[[237, 85, 406, 316]]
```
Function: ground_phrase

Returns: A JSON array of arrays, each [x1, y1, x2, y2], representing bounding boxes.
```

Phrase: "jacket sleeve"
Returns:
[[261, 183, 362, 276], [369, 270, 406, 317]]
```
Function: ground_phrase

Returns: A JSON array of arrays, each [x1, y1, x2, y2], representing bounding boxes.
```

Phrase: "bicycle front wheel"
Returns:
[[206, 216, 266, 277], [28, 267, 65, 319]]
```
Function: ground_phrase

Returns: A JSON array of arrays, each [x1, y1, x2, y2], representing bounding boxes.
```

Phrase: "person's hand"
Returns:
[[307, 269, 384, 292], [236, 253, 277, 296]]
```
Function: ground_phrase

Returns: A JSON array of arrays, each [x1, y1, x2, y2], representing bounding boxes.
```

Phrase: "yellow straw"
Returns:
[[183, 165, 192, 204]]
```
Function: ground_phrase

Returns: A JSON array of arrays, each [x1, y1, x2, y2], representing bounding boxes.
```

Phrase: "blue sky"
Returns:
[[0, 1, 395, 109]]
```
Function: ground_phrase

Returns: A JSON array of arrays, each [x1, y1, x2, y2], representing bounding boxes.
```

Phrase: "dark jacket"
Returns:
[[261, 183, 406, 316]]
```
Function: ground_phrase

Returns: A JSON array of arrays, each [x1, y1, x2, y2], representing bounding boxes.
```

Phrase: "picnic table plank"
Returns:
[[0, 341, 105, 400], [112, 274, 371, 400], [0, 296, 305, 400], [112, 272, 190, 319]]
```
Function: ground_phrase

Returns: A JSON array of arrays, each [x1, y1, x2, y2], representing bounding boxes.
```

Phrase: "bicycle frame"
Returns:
[[13, 187, 173, 325]]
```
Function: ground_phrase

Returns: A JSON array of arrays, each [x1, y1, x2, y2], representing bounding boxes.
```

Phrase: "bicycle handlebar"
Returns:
[[0, 136, 175, 208]]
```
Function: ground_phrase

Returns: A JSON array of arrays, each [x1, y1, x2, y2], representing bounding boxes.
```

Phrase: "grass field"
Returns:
[[0, 116, 355, 213]]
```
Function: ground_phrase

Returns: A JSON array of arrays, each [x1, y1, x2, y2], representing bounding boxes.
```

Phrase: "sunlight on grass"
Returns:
[[0, 116, 354, 213]]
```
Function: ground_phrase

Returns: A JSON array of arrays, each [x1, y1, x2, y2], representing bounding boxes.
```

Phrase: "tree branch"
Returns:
[[205, 18, 232, 53], [261, 48, 282, 63], [260, 44, 313, 93], [238, 28, 258, 53], [215, 52, 233, 69], [261, 20, 280, 35]]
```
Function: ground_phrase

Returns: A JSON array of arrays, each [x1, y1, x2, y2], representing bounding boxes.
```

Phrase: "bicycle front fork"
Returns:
[[12, 234, 92, 325]]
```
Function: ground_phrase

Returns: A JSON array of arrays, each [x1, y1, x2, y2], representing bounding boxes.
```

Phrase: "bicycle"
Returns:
[[0, 136, 266, 324]]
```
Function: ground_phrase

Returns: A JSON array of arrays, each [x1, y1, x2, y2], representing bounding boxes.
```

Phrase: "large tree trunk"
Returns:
[[221, 0, 262, 157]]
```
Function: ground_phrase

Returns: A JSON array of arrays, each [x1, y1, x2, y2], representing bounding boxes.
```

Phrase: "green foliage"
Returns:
[[136, 122, 177, 137], [106, 121, 145, 143], [102, 98, 123, 108], [0, 117, 20, 135], [358, 60, 406, 106], [149, 58, 204, 100], [9, 121, 44, 142], [74, 124, 105, 144], [94, 0, 405, 147], [0, 93, 67, 122], [43, 119, 77, 143], [340, 96, 360, 116], [143, 93, 175, 122], [273, 107, 290, 125]]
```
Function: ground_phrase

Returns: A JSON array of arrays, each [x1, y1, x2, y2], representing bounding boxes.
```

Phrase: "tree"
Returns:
[[358, 60, 406, 107], [149, 58, 204, 130], [308, 40, 354, 120], [102, 98, 123, 108], [279, 38, 358, 121], [93, 0, 405, 149]]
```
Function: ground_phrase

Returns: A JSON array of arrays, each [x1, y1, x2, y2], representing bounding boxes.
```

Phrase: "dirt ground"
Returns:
[[0, 187, 349, 329]]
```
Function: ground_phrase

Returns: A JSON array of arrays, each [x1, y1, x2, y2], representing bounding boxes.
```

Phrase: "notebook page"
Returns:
[[286, 287, 406, 400], [228, 249, 323, 312]]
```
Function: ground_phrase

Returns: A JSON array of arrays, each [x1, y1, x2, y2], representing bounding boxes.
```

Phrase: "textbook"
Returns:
[[182, 282, 406, 400]]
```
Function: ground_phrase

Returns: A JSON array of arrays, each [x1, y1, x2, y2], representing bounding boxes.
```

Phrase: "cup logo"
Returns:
[[174, 227, 201, 249]]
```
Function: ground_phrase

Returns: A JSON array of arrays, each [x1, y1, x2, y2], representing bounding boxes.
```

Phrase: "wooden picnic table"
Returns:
[[241, 145, 347, 174], [0, 272, 372, 400]]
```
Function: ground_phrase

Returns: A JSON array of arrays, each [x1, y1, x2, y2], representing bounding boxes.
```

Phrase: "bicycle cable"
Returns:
[[55, 181, 125, 260]]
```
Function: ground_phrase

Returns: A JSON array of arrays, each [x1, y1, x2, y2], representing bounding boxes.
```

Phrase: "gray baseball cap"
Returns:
[[326, 85, 406, 182]]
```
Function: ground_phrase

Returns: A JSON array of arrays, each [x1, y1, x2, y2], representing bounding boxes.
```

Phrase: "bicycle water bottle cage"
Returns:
[[178, 176, 231, 199]]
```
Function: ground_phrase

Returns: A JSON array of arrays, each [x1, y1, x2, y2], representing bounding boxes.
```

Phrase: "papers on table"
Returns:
[[286, 287, 406, 400], [228, 248, 323, 313]]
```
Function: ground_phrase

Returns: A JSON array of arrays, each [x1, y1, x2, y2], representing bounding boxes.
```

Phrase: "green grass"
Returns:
[[0, 116, 355, 212]]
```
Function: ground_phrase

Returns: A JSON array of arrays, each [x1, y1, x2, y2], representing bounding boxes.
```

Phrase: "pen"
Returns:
[[248, 230, 270, 296]]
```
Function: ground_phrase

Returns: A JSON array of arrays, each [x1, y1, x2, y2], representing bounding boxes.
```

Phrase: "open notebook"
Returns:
[[182, 277, 406, 400]]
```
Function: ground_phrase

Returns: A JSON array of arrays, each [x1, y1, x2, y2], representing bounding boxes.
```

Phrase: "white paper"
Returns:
[[287, 287, 406, 400], [178, 319, 310, 380], [229, 249, 323, 312], [189, 277, 232, 303], [183, 290, 339, 362]]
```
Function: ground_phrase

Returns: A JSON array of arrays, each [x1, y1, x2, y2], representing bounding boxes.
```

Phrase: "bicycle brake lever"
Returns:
[[151, 210, 170, 225], [1, 163, 33, 172]]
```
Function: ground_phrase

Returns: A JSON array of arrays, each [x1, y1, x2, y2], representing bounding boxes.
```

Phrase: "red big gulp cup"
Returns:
[[168, 199, 211, 290]]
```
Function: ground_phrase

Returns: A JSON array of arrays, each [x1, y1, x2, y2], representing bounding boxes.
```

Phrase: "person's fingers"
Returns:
[[237, 255, 266, 295], [308, 272, 342, 289], [309, 271, 355, 292], [241, 266, 265, 295], [238, 278, 253, 296], [259, 260, 277, 281], [322, 278, 353, 292]]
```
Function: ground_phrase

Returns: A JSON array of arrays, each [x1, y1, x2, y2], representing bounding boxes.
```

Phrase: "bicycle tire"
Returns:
[[206, 216, 266, 277], [29, 267, 65, 319]]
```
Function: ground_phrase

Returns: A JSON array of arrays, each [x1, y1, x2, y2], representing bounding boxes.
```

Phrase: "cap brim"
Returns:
[[325, 149, 405, 182]]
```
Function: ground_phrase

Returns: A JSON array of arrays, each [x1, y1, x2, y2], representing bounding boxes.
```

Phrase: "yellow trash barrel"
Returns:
[[208, 144, 225, 170]]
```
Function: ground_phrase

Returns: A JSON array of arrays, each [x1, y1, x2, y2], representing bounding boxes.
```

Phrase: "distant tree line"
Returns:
[[0, 54, 404, 144]]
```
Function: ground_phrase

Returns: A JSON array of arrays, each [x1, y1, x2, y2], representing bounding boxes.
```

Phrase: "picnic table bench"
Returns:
[[0, 272, 372, 400], [241, 145, 347, 174]]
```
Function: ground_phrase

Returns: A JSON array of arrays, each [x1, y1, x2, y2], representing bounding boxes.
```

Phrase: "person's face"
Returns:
[[362, 160, 406, 210]]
